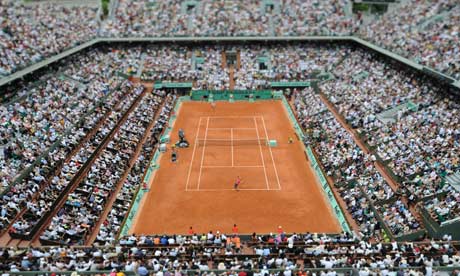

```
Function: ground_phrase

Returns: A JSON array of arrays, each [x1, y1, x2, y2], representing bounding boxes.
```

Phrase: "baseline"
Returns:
[[185, 117, 203, 191], [202, 165, 264, 168], [260, 116, 282, 190], [253, 117, 270, 190], [207, 128, 256, 130], [187, 188, 275, 192], [197, 117, 210, 190]]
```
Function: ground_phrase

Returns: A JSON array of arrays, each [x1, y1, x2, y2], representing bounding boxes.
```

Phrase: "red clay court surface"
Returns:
[[131, 101, 341, 235]]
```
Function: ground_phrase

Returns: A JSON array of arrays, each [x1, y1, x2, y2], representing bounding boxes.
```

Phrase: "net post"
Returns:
[[268, 140, 277, 147]]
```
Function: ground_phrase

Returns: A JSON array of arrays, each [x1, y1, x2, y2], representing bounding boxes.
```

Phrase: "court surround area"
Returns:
[[131, 100, 341, 235]]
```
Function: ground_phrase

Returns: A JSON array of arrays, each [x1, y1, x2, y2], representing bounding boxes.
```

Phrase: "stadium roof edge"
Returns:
[[1, 36, 459, 92]]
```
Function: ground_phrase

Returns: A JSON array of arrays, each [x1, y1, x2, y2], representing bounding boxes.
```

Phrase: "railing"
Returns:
[[270, 81, 311, 87], [0, 269, 355, 276], [420, 199, 460, 240]]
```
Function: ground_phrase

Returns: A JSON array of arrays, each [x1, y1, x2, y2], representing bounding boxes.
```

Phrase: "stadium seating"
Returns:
[[294, 88, 422, 241], [0, 47, 146, 236], [6, 80, 137, 239], [234, 45, 348, 89], [101, 0, 353, 38], [0, 0, 99, 78], [96, 91, 175, 245], [1, 0, 460, 82], [1, 0, 460, 273], [0, 235, 459, 273], [38, 85, 164, 245], [358, 0, 460, 80], [319, 49, 459, 201]]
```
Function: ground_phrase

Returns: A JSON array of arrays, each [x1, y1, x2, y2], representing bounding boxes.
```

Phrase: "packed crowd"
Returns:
[[317, 49, 460, 222], [137, 43, 348, 90], [1, 0, 459, 86], [0, 0, 99, 78], [274, 0, 353, 36], [248, 44, 459, 236], [294, 87, 422, 240], [62, 47, 142, 86], [358, 0, 460, 80], [38, 83, 163, 245], [142, 45, 229, 90], [0, 47, 146, 235], [141, 46, 191, 82], [101, 0, 353, 38], [0, 78, 100, 187], [10, 80, 143, 241], [381, 98, 460, 197], [95, 91, 176, 245], [190, 0, 271, 37], [234, 44, 347, 89], [6, 80, 138, 239], [100, 0, 188, 38], [0, 47, 141, 188], [0, 233, 459, 274], [0, 76, 125, 232]]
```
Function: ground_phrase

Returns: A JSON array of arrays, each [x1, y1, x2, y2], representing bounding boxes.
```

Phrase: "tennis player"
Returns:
[[211, 101, 216, 110], [234, 176, 242, 191]]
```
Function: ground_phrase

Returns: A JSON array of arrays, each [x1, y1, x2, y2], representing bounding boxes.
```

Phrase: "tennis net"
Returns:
[[196, 138, 267, 146]]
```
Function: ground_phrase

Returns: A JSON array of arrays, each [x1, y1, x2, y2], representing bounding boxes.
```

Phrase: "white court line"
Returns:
[[185, 117, 202, 191], [186, 188, 281, 192], [254, 117, 270, 191], [203, 116, 259, 119], [202, 165, 265, 168], [231, 128, 234, 167], [197, 138, 264, 141], [197, 117, 210, 190], [261, 116, 282, 190], [207, 128, 256, 130]]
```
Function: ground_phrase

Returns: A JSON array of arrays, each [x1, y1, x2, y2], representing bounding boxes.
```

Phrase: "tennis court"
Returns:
[[131, 101, 341, 235]]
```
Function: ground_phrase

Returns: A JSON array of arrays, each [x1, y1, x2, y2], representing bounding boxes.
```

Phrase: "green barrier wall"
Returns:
[[163, 82, 193, 89], [421, 206, 460, 240], [116, 71, 130, 79], [306, 146, 351, 233], [281, 96, 305, 140], [153, 82, 193, 89], [271, 81, 311, 87], [191, 90, 272, 101]]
